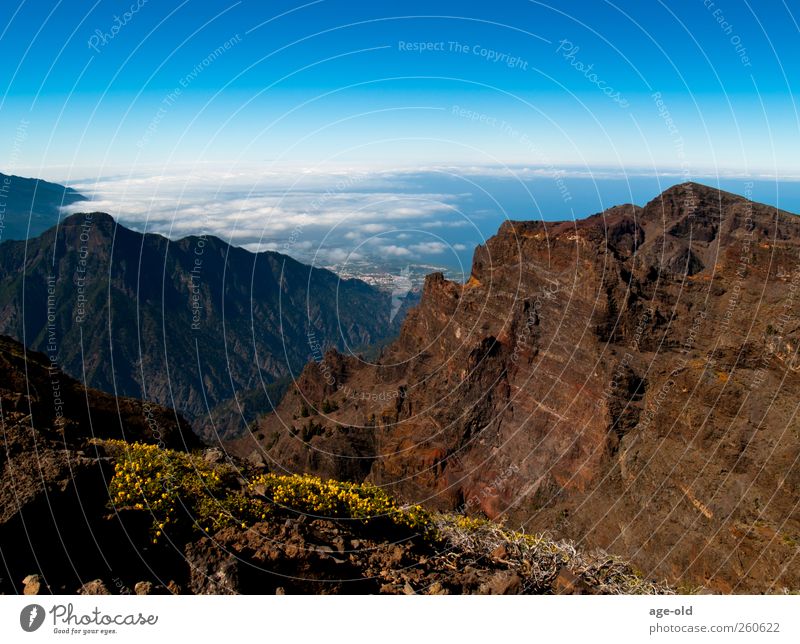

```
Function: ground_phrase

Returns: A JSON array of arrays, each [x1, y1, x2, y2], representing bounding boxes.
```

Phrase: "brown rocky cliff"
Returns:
[[0, 330, 664, 595], [232, 182, 800, 592]]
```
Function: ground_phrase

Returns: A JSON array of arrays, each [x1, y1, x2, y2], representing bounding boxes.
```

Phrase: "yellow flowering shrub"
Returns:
[[249, 473, 435, 537], [103, 441, 434, 540], [105, 441, 268, 539]]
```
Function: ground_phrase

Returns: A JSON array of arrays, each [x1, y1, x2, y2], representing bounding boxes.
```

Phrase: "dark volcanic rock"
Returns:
[[177, 516, 628, 595], [185, 540, 240, 595], [0, 334, 197, 593], [233, 183, 800, 593]]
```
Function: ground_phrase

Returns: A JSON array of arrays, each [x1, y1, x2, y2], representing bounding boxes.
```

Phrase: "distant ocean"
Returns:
[[390, 173, 800, 271]]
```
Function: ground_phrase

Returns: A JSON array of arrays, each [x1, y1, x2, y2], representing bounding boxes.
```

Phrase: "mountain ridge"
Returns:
[[0, 172, 87, 241], [0, 210, 402, 439]]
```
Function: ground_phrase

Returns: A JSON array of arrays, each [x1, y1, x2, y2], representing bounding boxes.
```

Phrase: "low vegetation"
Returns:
[[434, 514, 674, 595], [102, 440, 434, 540], [104, 441, 267, 539], [249, 472, 433, 536], [100, 440, 671, 594]]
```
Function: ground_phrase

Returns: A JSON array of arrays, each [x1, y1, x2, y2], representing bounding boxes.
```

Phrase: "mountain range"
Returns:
[[0, 211, 402, 440], [1, 178, 797, 594], [232, 182, 800, 593], [0, 172, 87, 241]]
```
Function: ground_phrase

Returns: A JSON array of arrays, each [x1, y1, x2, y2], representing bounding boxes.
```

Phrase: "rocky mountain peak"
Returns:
[[233, 183, 800, 592]]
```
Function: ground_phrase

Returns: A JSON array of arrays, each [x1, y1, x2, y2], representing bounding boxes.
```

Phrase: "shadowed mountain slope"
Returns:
[[0, 212, 399, 439]]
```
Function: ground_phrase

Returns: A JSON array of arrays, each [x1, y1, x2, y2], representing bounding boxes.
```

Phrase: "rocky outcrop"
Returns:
[[0, 334, 198, 593], [179, 511, 667, 595], [233, 183, 800, 593]]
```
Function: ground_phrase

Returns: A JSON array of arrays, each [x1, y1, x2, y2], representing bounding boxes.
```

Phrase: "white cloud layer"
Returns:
[[61, 166, 485, 267]]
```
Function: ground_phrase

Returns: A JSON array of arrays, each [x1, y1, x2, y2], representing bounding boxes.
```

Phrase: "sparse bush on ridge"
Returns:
[[433, 514, 675, 595], [102, 440, 434, 540], [103, 440, 268, 539], [248, 472, 434, 536], [99, 440, 672, 594]]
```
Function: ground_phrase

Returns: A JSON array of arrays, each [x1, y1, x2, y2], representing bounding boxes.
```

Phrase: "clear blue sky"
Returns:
[[1, 0, 798, 176]]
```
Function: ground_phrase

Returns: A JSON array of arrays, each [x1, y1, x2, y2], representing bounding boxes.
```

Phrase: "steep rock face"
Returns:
[[233, 183, 800, 592], [0, 213, 397, 437]]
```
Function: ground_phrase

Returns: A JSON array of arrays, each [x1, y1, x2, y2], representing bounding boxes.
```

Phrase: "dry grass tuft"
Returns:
[[434, 514, 674, 594]]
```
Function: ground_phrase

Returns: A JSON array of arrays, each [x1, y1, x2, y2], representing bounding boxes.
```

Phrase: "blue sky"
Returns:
[[2, 0, 798, 174], [2, 1, 799, 270]]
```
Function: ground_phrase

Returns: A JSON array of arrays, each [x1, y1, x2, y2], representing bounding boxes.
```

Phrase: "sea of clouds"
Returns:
[[60, 163, 797, 272], [61, 165, 484, 269]]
